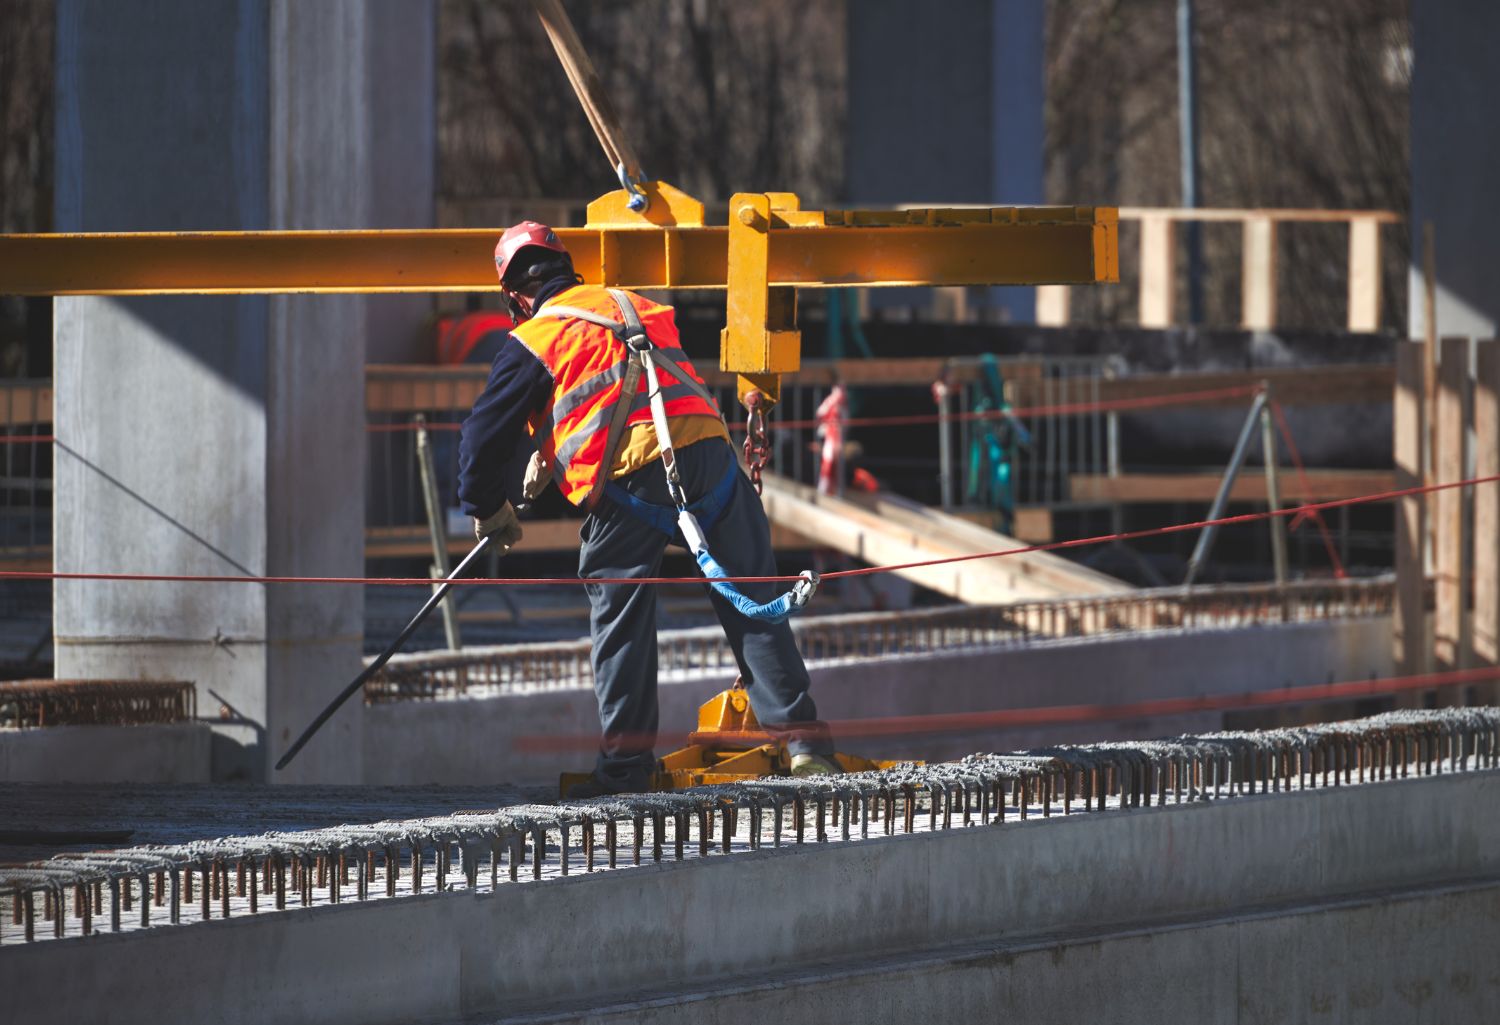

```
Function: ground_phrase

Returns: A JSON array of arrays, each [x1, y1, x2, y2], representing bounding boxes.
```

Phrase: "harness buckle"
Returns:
[[790, 570, 820, 609]]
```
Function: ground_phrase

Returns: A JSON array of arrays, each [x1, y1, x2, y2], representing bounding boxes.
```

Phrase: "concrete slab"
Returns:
[[1, 765, 1495, 1025]]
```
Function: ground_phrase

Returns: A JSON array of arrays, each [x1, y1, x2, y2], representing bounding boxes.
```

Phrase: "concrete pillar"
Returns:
[[1409, 2, 1500, 341], [53, 0, 435, 782]]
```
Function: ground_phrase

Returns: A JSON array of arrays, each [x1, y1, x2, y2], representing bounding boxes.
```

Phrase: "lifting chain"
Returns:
[[742, 391, 771, 495]]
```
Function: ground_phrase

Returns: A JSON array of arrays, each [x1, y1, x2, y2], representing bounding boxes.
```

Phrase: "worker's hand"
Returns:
[[522, 450, 552, 501], [474, 501, 523, 553]]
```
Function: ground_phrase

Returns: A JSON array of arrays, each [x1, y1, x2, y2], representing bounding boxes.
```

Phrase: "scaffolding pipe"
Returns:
[[1184, 390, 1270, 586]]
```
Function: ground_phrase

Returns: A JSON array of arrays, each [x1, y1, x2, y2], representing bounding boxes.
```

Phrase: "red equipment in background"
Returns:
[[435, 311, 516, 365]]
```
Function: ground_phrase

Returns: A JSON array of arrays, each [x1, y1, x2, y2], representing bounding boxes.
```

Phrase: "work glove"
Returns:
[[522, 450, 552, 502], [473, 500, 522, 553]]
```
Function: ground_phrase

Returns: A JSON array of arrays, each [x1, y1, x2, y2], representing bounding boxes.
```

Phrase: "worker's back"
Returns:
[[510, 284, 726, 506]]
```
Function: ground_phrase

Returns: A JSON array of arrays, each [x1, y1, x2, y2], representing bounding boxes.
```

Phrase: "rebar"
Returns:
[[1, 706, 1491, 946]]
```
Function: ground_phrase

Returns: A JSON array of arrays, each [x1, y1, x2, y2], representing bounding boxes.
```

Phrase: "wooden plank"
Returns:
[[759, 472, 1126, 603], [1138, 216, 1175, 328], [1012, 507, 1054, 544], [363, 517, 814, 561], [1347, 217, 1382, 333], [365, 362, 1395, 417], [1119, 207, 1401, 224], [366, 365, 488, 414], [1433, 337, 1470, 672], [0, 381, 53, 428], [1394, 341, 1428, 678], [1474, 340, 1500, 691], [1241, 217, 1278, 330], [1068, 470, 1394, 504], [1010, 365, 1393, 410], [1035, 285, 1071, 327], [0, 546, 50, 572]]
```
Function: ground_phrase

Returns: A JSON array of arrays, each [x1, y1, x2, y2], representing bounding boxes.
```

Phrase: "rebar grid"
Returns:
[[1, 705, 1491, 946], [366, 576, 1396, 702], [0, 680, 196, 728]]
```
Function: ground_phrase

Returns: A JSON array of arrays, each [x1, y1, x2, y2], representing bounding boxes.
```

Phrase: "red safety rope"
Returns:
[[3, 472, 1495, 589]]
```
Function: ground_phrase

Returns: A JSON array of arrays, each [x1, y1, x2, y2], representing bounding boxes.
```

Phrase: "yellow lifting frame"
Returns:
[[0, 179, 1118, 406]]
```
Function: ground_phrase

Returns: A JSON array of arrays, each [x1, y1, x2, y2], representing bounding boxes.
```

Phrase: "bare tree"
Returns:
[[0, 0, 54, 376], [1047, 0, 1410, 332], [437, 0, 846, 214]]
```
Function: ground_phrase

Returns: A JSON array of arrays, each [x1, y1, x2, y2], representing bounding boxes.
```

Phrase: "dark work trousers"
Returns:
[[578, 436, 835, 789]]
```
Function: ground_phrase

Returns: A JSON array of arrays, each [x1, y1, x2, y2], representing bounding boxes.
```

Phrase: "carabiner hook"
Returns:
[[617, 162, 649, 213]]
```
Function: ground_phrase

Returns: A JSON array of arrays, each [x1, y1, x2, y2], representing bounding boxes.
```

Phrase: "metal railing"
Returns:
[[365, 576, 1397, 703], [363, 353, 1120, 547], [0, 379, 51, 569]]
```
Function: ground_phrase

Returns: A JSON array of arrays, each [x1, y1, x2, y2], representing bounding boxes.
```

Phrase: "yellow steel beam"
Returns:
[[0, 199, 1117, 296]]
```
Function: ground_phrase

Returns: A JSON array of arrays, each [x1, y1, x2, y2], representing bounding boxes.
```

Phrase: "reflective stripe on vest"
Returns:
[[510, 285, 721, 505]]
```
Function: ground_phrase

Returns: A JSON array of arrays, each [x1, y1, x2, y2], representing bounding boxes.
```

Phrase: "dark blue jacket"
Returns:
[[456, 276, 576, 518]]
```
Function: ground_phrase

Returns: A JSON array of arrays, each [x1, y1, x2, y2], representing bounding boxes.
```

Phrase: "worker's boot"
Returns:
[[564, 775, 615, 800], [790, 752, 842, 777], [564, 765, 653, 799]]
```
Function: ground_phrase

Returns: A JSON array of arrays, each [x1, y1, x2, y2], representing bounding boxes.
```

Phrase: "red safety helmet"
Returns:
[[493, 221, 569, 285], [493, 221, 571, 322]]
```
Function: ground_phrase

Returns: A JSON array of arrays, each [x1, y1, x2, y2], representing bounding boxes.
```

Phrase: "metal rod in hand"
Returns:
[[1184, 390, 1269, 586], [415, 415, 462, 651], [274, 534, 493, 772]]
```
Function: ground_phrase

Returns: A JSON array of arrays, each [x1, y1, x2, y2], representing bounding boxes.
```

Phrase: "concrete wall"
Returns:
[[53, 1, 434, 783], [1409, 1, 1500, 340], [365, 617, 1393, 785], [0, 723, 210, 783], [3, 765, 1495, 1024], [544, 883, 1500, 1025]]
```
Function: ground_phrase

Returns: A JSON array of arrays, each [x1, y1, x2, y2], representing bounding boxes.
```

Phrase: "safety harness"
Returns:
[[532, 290, 818, 623]]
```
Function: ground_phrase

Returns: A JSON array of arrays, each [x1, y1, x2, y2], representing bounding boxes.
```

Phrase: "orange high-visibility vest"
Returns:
[[511, 284, 722, 506]]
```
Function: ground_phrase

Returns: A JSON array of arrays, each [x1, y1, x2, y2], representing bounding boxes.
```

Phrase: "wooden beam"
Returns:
[[1118, 207, 1401, 224], [1433, 337, 1470, 673], [1474, 340, 1500, 695], [1394, 341, 1428, 679], [758, 472, 1126, 604], [1035, 285, 1071, 327], [0, 381, 53, 428], [1067, 470, 1393, 504], [367, 362, 1397, 415], [363, 518, 815, 561], [1347, 217, 1382, 333], [1138, 216, 1175, 328], [1241, 217, 1278, 330]]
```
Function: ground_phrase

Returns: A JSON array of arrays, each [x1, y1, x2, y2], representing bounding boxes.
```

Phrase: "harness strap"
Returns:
[[604, 459, 739, 539], [586, 358, 643, 512]]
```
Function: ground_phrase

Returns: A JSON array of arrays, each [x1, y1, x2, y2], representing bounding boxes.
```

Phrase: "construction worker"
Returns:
[[457, 222, 839, 797]]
